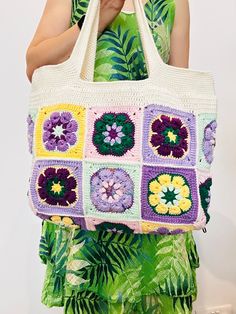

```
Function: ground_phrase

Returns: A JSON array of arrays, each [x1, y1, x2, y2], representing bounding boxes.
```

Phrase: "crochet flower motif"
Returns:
[[148, 173, 192, 216], [37, 167, 77, 206], [27, 114, 34, 154], [93, 113, 135, 156], [43, 111, 78, 152], [95, 222, 133, 233], [155, 227, 183, 235], [199, 177, 212, 223], [50, 215, 75, 226], [90, 168, 134, 212], [150, 114, 189, 158], [203, 120, 217, 164]]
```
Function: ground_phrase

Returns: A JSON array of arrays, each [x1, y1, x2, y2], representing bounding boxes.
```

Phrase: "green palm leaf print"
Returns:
[[67, 230, 143, 288], [39, 225, 54, 264], [145, 0, 175, 31], [70, 0, 89, 25], [65, 290, 108, 314], [151, 235, 195, 296], [98, 26, 146, 80]]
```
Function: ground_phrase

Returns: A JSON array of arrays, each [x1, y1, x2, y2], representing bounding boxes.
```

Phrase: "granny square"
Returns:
[[141, 165, 199, 225], [197, 113, 217, 169], [85, 217, 141, 233], [27, 107, 38, 155], [85, 106, 142, 161], [34, 104, 86, 159], [197, 170, 213, 224], [83, 161, 141, 220], [141, 221, 194, 235], [143, 104, 196, 166], [30, 159, 83, 217], [36, 212, 86, 228]]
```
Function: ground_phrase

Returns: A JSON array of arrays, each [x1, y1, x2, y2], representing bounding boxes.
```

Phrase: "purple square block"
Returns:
[[143, 104, 196, 166], [141, 165, 199, 225], [30, 159, 83, 217]]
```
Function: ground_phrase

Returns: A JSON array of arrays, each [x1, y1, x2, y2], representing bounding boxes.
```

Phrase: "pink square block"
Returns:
[[85, 217, 142, 233], [85, 106, 142, 161]]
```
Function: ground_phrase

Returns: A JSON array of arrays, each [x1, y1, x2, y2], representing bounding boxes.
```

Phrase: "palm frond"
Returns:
[[65, 290, 108, 314]]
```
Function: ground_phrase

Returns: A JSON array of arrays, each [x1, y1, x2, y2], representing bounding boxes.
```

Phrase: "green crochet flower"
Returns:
[[199, 177, 212, 223], [92, 113, 135, 156]]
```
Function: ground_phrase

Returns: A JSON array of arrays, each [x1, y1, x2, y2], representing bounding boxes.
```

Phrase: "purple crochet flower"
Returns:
[[43, 111, 78, 152], [150, 114, 189, 158], [27, 114, 34, 154], [203, 120, 217, 164], [90, 168, 134, 213], [37, 167, 77, 206], [153, 227, 183, 235]]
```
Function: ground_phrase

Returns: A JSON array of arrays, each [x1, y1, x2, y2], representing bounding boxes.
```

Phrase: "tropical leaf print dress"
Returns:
[[39, 0, 200, 313]]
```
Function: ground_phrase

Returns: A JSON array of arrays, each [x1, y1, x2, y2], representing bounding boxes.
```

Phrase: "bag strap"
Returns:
[[69, 0, 164, 82]]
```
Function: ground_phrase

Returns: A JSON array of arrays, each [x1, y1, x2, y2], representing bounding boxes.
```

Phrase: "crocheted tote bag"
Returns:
[[27, 0, 218, 235]]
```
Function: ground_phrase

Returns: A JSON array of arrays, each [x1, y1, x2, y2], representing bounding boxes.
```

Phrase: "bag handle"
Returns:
[[69, 0, 164, 81]]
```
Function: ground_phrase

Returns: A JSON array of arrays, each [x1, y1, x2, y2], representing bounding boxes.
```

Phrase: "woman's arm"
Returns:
[[25, 0, 126, 82], [26, 0, 75, 82], [168, 0, 190, 68]]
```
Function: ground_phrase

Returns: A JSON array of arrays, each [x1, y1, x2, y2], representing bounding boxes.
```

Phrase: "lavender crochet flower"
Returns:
[[103, 123, 125, 145], [150, 114, 189, 158], [90, 168, 134, 212], [155, 227, 183, 235], [37, 167, 77, 206], [43, 111, 78, 152], [203, 120, 217, 164], [27, 114, 34, 154]]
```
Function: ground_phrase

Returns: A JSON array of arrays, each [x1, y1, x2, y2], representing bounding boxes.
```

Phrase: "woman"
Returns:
[[26, 0, 198, 313]]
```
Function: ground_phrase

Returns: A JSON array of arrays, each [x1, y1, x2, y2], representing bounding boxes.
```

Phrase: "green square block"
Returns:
[[83, 160, 141, 221], [197, 112, 217, 170]]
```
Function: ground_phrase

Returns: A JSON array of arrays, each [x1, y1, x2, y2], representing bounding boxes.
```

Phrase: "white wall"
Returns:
[[0, 0, 235, 313], [190, 0, 236, 312]]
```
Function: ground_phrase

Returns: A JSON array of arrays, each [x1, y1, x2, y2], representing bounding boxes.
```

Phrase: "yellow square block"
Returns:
[[34, 104, 86, 159], [141, 221, 193, 234]]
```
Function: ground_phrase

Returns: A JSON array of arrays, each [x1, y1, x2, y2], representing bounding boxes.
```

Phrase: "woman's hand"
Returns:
[[99, 0, 126, 32]]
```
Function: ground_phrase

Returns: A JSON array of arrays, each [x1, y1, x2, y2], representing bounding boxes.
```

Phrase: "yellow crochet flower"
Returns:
[[148, 194, 161, 206], [169, 206, 182, 215], [148, 173, 192, 216], [180, 184, 190, 198], [155, 203, 168, 214], [149, 180, 162, 193], [51, 215, 74, 226], [172, 176, 185, 188], [158, 174, 171, 186], [179, 198, 192, 211]]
